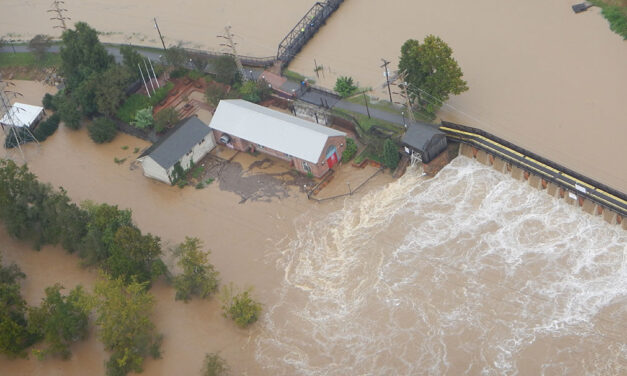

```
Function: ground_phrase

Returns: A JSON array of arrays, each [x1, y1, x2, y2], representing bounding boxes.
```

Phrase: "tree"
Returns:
[[80, 202, 133, 267], [120, 45, 144, 79], [60, 22, 114, 89], [398, 35, 468, 115], [164, 43, 187, 68], [0, 257, 37, 358], [214, 56, 240, 85], [173, 237, 219, 302], [28, 284, 89, 360], [95, 65, 132, 117], [28, 34, 53, 62], [334, 76, 358, 98], [88, 117, 117, 144], [131, 107, 154, 129], [106, 225, 166, 285], [202, 352, 230, 376], [382, 139, 400, 170], [220, 284, 261, 328], [153, 107, 180, 133], [205, 82, 229, 107], [341, 138, 358, 163], [189, 52, 209, 72], [56, 95, 82, 129], [89, 275, 162, 376]]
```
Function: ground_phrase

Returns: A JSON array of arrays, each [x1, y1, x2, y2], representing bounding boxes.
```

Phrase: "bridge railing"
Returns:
[[277, 0, 344, 67]]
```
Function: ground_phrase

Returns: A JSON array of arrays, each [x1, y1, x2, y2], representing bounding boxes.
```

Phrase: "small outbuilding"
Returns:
[[0, 102, 45, 130], [401, 122, 447, 163], [210, 99, 346, 177], [138, 116, 215, 184]]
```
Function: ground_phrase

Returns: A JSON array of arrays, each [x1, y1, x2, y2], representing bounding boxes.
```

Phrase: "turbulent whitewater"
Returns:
[[256, 156, 626, 375]]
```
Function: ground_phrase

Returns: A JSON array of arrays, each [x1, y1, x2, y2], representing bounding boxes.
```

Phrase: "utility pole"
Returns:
[[381, 58, 393, 103], [48, 0, 70, 31], [154, 17, 167, 51], [362, 91, 370, 118], [398, 71, 415, 123], [218, 26, 248, 82]]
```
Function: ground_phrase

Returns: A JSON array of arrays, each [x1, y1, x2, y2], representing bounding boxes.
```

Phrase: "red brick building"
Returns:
[[210, 100, 346, 177]]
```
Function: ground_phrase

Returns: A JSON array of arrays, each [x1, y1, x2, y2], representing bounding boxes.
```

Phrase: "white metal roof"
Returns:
[[210, 100, 345, 163], [0, 102, 44, 128]]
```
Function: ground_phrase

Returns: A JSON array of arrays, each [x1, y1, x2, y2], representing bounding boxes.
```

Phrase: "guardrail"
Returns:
[[440, 121, 627, 217]]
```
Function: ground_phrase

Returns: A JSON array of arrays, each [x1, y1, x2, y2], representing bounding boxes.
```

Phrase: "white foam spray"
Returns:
[[256, 156, 626, 375]]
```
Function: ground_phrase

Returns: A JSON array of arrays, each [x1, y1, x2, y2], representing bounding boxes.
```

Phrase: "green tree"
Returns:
[[0, 257, 38, 358], [120, 45, 144, 79], [189, 52, 209, 72], [220, 284, 261, 328], [42, 93, 56, 110], [56, 96, 82, 129], [341, 138, 358, 163], [205, 82, 228, 107], [131, 107, 154, 129], [60, 22, 113, 89], [88, 117, 118, 144], [28, 284, 90, 360], [80, 202, 133, 267], [38, 187, 87, 252], [164, 43, 187, 68], [89, 275, 162, 376], [214, 56, 240, 86], [106, 225, 166, 285], [202, 352, 230, 376], [173, 237, 219, 302], [334, 76, 358, 98], [72, 76, 99, 117], [28, 34, 53, 62], [95, 65, 132, 117], [398, 35, 468, 115], [153, 107, 180, 133], [382, 139, 400, 170]]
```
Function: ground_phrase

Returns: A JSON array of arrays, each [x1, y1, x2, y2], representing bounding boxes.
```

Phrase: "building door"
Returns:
[[302, 161, 311, 173], [326, 145, 338, 169]]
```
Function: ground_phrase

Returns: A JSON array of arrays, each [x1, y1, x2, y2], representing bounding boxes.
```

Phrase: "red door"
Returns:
[[327, 152, 338, 169]]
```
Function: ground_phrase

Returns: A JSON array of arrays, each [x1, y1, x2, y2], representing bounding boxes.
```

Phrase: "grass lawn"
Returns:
[[333, 107, 405, 137], [590, 0, 627, 39], [0, 52, 61, 68]]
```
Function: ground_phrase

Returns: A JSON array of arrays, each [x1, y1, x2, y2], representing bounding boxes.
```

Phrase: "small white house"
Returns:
[[137, 116, 216, 184], [0, 102, 45, 129]]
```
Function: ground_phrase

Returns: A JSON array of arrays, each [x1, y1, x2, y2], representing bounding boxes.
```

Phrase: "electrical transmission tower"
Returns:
[[48, 0, 70, 31], [0, 76, 40, 161], [218, 26, 249, 82]]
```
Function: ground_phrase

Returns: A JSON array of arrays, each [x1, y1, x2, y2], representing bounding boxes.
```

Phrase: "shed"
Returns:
[[210, 99, 346, 177], [401, 122, 447, 163], [138, 116, 215, 184], [0, 102, 45, 129]]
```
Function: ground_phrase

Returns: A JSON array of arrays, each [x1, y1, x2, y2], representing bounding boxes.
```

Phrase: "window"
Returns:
[[302, 161, 311, 173]]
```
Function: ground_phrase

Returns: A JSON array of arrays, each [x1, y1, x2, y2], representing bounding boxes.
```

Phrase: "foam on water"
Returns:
[[256, 156, 626, 375]]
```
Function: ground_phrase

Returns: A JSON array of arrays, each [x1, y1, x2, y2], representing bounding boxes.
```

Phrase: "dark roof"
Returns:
[[139, 116, 210, 169], [401, 122, 445, 151]]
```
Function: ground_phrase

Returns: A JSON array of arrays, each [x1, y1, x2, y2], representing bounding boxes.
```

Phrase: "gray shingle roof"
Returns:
[[401, 122, 445, 151], [140, 117, 210, 169]]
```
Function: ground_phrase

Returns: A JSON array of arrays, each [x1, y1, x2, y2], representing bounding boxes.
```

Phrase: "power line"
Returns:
[[0, 76, 40, 162]]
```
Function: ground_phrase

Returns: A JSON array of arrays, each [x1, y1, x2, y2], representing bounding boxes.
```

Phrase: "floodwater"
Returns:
[[0, 0, 312, 56], [257, 157, 627, 375], [289, 0, 627, 193]]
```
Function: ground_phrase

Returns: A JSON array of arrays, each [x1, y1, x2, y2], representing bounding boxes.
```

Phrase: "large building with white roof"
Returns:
[[210, 99, 346, 178], [0, 102, 45, 129]]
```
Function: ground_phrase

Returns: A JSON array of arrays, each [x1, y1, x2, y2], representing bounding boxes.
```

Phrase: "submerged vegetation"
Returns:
[[590, 0, 627, 39]]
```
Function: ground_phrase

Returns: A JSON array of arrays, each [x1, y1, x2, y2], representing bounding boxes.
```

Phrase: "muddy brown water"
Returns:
[[1, 77, 625, 375]]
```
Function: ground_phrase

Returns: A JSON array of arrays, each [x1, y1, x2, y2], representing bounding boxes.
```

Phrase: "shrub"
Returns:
[[202, 352, 229, 376], [170, 67, 189, 79], [334, 76, 358, 98], [220, 284, 262, 328], [205, 83, 228, 107], [33, 113, 60, 141], [88, 117, 117, 144], [57, 97, 82, 130], [214, 56, 241, 85], [341, 138, 358, 163], [131, 107, 154, 129], [382, 139, 400, 169], [42, 93, 56, 110], [117, 94, 150, 123]]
